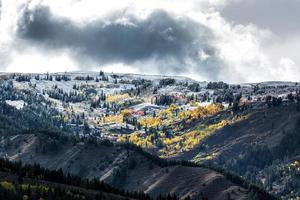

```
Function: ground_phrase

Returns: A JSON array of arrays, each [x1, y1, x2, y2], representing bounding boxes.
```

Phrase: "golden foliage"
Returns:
[[120, 119, 228, 157], [159, 120, 228, 157], [206, 104, 224, 115], [139, 117, 162, 128], [127, 133, 154, 148], [121, 109, 132, 118], [158, 104, 178, 120], [107, 94, 130, 103], [179, 103, 223, 121], [103, 114, 123, 124]]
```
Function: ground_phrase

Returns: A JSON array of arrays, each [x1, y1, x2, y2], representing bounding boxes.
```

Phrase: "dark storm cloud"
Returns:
[[16, 5, 223, 79], [221, 0, 300, 36]]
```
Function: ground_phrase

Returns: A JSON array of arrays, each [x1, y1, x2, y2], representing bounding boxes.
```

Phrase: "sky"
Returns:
[[0, 0, 299, 83]]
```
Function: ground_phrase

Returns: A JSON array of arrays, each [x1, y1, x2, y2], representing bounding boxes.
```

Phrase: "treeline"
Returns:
[[206, 81, 229, 90], [152, 95, 175, 106], [15, 75, 31, 82], [0, 81, 68, 134], [159, 78, 175, 86], [0, 181, 104, 200], [265, 95, 283, 107], [14, 71, 112, 83], [0, 158, 183, 200], [0, 102, 66, 137], [45, 86, 86, 103]]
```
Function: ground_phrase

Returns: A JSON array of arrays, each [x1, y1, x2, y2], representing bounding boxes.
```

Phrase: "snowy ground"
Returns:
[[5, 100, 25, 110]]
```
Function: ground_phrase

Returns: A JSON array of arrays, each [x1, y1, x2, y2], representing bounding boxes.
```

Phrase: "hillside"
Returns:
[[176, 102, 300, 198], [0, 99, 272, 199], [0, 158, 148, 200], [0, 98, 266, 200], [0, 72, 288, 199], [0, 132, 253, 200]]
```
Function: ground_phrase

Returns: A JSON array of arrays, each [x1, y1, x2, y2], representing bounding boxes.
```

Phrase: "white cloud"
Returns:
[[0, 0, 299, 83], [7, 49, 78, 73], [100, 63, 139, 74], [276, 58, 300, 81]]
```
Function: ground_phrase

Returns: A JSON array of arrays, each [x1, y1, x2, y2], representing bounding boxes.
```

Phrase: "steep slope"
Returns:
[[122, 164, 247, 200], [0, 132, 251, 200], [179, 103, 299, 161], [0, 159, 144, 200], [177, 102, 300, 198]]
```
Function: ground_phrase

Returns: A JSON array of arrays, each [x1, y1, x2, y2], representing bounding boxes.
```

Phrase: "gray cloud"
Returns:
[[221, 0, 300, 37], [16, 5, 223, 79]]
